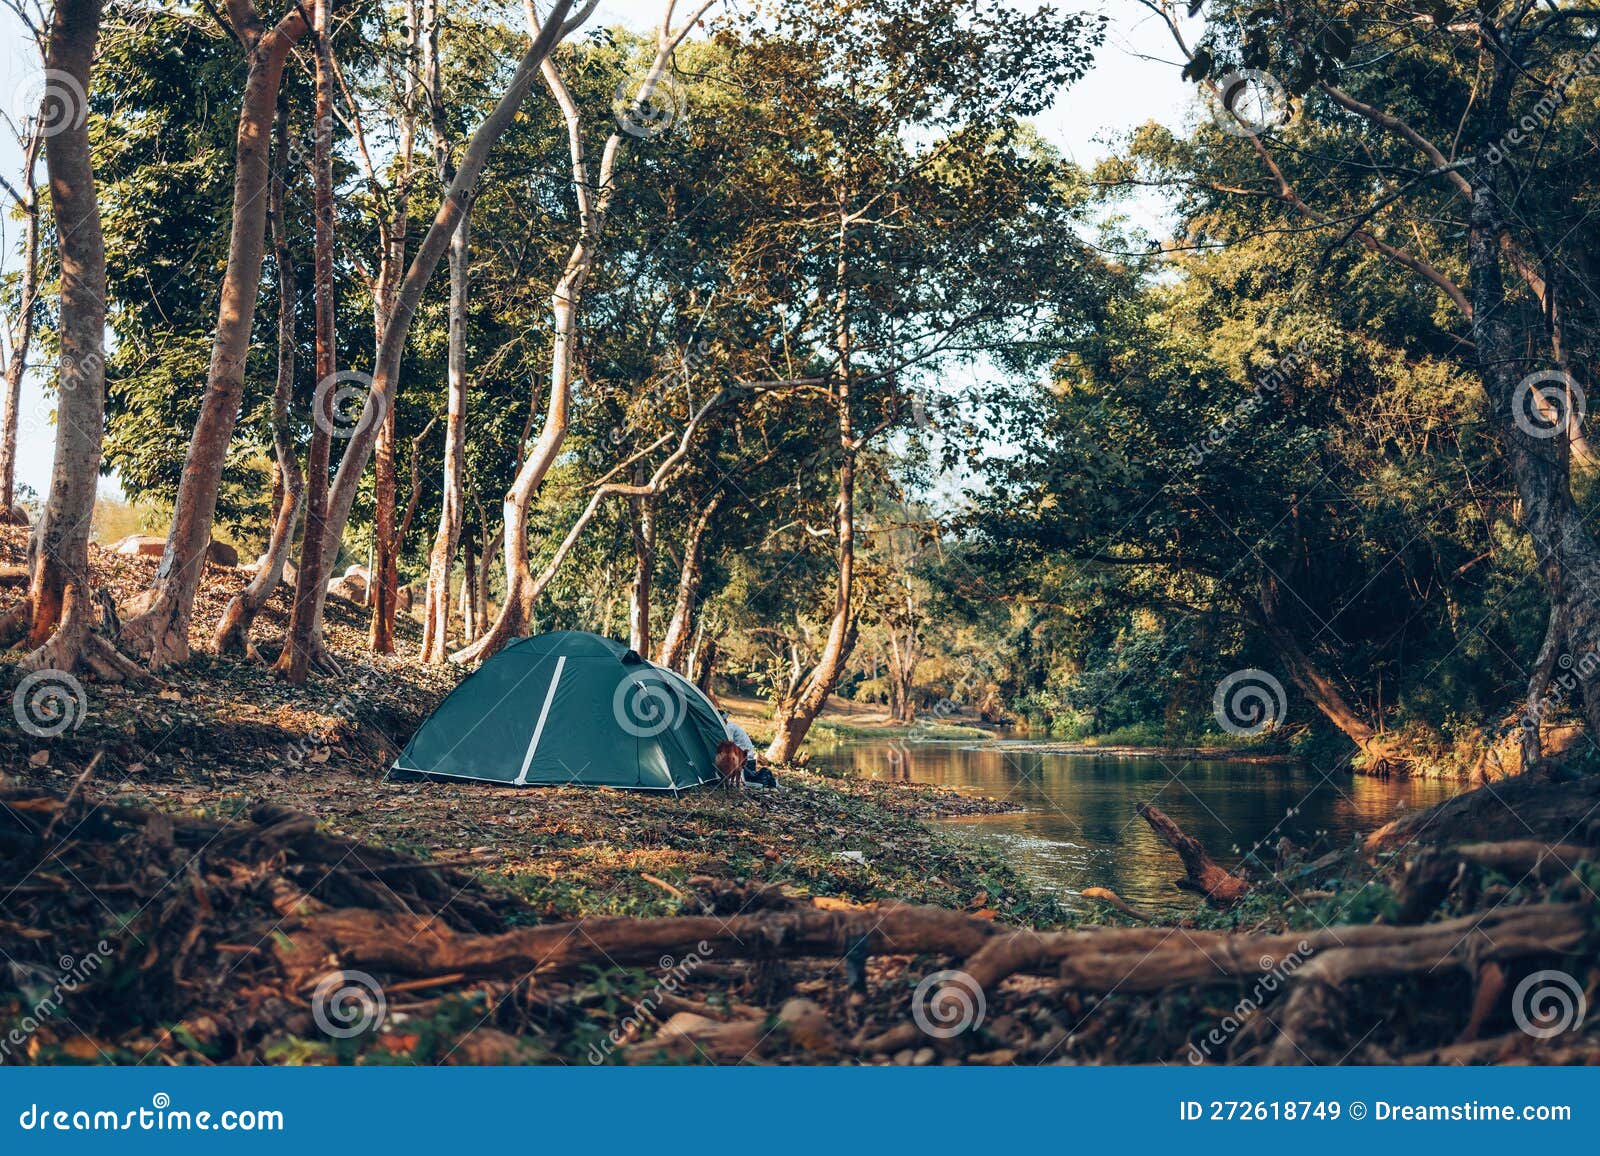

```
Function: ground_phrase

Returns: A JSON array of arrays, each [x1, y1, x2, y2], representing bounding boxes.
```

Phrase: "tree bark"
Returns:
[[454, 0, 711, 664], [117, 1, 308, 670], [295, 0, 588, 657], [7, 0, 141, 682], [272, 0, 336, 684], [656, 490, 722, 670], [766, 201, 859, 762], [0, 123, 43, 516], [627, 463, 654, 655], [420, 210, 470, 662], [214, 101, 304, 658], [1467, 50, 1600, 743], [367, 0, 421, 656], [419, 0, 467, 664]]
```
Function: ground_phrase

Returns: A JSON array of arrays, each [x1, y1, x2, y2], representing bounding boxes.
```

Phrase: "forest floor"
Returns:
[[3, 526, 1599, 1066]]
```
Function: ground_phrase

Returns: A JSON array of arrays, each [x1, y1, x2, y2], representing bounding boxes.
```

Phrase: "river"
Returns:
[[808, 736, 1461, 913]]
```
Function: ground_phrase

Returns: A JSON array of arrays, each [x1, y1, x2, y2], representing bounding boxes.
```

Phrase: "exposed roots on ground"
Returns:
[[3, 777, 1596, 1066]]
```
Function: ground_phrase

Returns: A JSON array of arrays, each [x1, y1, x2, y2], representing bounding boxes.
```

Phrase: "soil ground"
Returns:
[[3, 526, 1598, 1066]]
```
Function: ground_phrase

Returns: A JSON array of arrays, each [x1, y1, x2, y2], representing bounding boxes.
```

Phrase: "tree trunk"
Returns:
[[215, 101, 304, 658], [656, 491, 722, 670], [272, 0, 335, 685], [420, 211, 470, 663], [454, 5, 705, 663], [766, 202, 859, 762], [366, 0, 421, 656], [458, 534, 477, 644], [627, 464, 654, 655], [117, 2, 308, 670], [0, 125, 43, 515], [1254, 603, 1394, 762], [1468, 60, 1600, 744], [297, 0, 584, 656], [694, 636, 718, 696], [7, 0, 134, 681]]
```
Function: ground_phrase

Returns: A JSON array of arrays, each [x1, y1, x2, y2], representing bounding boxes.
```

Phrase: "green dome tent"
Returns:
[[391, 631, 726, 790]]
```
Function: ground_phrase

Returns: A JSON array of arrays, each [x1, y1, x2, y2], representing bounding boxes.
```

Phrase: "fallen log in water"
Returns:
[[1136, 801, 1251, 904]]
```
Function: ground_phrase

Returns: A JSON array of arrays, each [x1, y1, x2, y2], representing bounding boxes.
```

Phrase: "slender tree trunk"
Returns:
[[1255, 608, 1389, 759], [0, 126, 43, 518], [627, 464, 653, 655], [297, 0, 585, 655], [366, 0, 421, 655], [215, 102, 304, 657], [766, 202, 859, 762], [453, 3, 707, 663], [656, 491, 722, 670], [6, 0, 138, 681], [273, 0, 335, 684], [118, 2, 308, 669], [421, 211, 470, 662], [458, 534, 477, 643], [694, 636, 718, 696]]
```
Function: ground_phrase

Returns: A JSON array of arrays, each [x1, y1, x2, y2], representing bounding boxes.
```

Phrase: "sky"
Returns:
[[0, 0, 1195, 501]]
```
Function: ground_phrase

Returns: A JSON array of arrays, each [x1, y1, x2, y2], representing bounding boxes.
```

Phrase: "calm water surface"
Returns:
[[809, 737, 1462, 912]]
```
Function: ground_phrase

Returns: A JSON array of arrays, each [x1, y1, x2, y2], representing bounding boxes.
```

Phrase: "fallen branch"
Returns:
[[1136, 802, 1251, 904]]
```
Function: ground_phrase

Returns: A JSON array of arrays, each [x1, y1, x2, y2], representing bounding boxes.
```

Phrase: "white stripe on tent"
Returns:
[[513, 655, 566, 785]]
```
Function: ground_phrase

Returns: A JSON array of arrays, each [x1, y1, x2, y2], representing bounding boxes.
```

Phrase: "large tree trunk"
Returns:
[[215, 103, 304, 658], [766, 203, 859, 762], [296, 0, 586, 656], [0, 124, 43, 516], [420, 211, 470, 663], [1468, 60, 1600, 744], [5, 0, 139, 682], [656, 491, 722, 670], [118, 2, 308, 670], [272, 0, 336, 685]]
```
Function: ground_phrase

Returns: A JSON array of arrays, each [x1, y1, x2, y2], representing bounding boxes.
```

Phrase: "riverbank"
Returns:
[[4, 529, 1596, 1065]]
